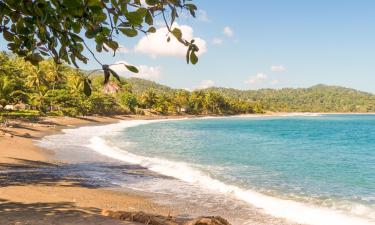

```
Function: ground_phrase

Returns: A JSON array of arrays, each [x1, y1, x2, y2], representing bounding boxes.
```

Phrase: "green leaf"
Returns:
[[108, 68, 121, 82], [185, 3, 197, 17], [119, 28, 138, 37], [171, 7, 177, 24], [136, 8, 148, 17], [125, 64, 139, 73], [171, 28, 182, 40], [87, 0, 101, 7], [190, 51, 198, 64], [106, 40, 119, 51], [125, 8, 147, 26], [186, 48, 191, 64], [63, 0, 81, 8], [83, 79, 92, 96], [25, 53, 44, 65], [145, 0, 159, 5], [147, 27, 156, 33], [3, 30, 14, 41], [145, 11, 153, 25], [70, 33, 83, 42]]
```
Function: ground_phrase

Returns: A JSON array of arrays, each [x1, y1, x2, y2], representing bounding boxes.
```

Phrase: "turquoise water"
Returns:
[[109, 115, 375, 223]]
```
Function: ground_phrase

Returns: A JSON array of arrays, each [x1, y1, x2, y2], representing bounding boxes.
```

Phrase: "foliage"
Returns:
[[44, 89, 87, 116], [126, 77, 173, 95], [206, 85, 375, 112], [0, 0, 199, 67], [7, 52, 375, 117], [140, 89, 158, 109], [87, 92, 119, 115], [119, 92, 137, 113], [0, 109, 40, 118]]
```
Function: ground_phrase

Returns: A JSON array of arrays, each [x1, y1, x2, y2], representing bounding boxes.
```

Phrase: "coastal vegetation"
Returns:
[[206, 86, 375, 112], [2, 52, 375, 120], [0, 52, 261, 117], [0, 0, 201, 95]]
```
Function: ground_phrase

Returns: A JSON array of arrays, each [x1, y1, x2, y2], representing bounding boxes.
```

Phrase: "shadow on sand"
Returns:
[[0, 198, 139, 224], [0, 158, 151, 224]]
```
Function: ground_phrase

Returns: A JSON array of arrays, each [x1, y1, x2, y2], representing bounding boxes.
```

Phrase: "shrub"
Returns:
[[87, 92, 119, 115], [119, 92, 138, 113]]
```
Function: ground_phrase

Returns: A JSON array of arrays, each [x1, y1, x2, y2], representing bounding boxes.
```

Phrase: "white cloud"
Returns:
[[212, 38, 223, 45], [194, 80, 215, 90], [271, 65, 286, 72], [244, 73, 268, 84], [134, 23, 207, 58], [223, 26, 234, 37], [197, 10, 210, 22], [136, 65, 162, 80], [110, 61, 161, 81]]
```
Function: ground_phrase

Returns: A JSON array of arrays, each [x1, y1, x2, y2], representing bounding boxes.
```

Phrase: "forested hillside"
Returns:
[[0, 53, 260, 117], [2, 52, 375, 118], [126, 78, 174, 95], [206, 85, 375, 112]]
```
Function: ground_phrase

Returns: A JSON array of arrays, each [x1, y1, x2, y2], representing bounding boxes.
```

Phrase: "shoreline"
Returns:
[[0, 113, 297, 225], [0, 115, 191, 224], [63, 115, 373, 225], [1, 113, 372, 225]]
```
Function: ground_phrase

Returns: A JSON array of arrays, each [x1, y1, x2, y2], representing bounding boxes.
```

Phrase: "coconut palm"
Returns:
[[189, 90, 205, 114], [173, 90, 190, 113], [0, 76, 15, 108], [141, 89, 158, 109], [41, 60, 68, 89]]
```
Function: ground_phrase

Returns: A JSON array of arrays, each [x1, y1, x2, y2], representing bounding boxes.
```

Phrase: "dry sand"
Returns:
[[0, 115, 180, 225]]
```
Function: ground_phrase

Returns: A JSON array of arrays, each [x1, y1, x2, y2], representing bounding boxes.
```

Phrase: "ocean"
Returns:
[[38, 114, 375, 225]]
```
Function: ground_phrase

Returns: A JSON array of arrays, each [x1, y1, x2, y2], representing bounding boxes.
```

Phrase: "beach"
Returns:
[[0, 116, 182, 224], [3, 114, 374, 225], [0, 115, 302, 225]]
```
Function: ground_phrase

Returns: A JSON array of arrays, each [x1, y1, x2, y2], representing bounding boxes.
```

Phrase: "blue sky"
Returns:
[[1, 0, 375, 92]]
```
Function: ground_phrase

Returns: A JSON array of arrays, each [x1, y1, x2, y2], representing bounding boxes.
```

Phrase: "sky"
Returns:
[[1, 0, 375, 92]]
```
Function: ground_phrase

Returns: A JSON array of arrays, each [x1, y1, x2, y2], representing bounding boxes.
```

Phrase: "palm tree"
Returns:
[[189, 90, 205, 114], [42, 60, 68, 89], [26, 67, 47, 91], [68, 75, 84, 94], [141, 89, 158, 109], [202, 91, 227, 114], [155, 93, 171, 114], [174, 90, 190, 113], [0, 76, 15, 108]]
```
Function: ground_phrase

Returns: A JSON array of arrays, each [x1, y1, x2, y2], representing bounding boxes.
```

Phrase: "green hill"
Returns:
[[126, 78, 174, 95], [126, 78, 375, 112], [206, 84, 375, 112]]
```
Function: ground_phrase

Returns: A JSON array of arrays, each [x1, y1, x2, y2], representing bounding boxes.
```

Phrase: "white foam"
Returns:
[[51, 118, 374, 225], [231, 112, 322, 118], [279, 112, 321, 117]]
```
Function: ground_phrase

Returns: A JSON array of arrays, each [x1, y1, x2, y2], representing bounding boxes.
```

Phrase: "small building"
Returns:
[[4, 105, 14, 110], [103, 82, 120, 94]]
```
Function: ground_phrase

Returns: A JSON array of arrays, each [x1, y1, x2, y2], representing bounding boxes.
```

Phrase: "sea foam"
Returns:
[[40, 118, 374, 225], [82, 119, 374, 225]]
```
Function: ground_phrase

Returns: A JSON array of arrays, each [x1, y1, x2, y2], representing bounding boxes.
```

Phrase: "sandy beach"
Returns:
[[0, 115, 186, 224], [0, 114, 299, 225]]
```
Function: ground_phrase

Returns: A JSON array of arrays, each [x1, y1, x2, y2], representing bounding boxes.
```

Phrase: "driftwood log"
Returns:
[[102, 210, 231, 225]]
